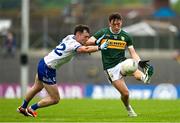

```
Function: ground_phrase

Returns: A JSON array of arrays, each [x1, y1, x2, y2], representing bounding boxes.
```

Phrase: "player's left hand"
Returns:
[[99, 41, 108, 50], [138, 60, 150, 69]]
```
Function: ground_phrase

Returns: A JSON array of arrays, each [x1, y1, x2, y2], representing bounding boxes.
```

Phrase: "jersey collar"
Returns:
[[109, 27, 121, 34]]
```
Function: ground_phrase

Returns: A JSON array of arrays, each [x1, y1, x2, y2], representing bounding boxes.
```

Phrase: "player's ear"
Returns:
[[108, 21, 111, 27], [75, 31, 80, 36], [120, 20, 123, 26], [75, 32, 81, 40]]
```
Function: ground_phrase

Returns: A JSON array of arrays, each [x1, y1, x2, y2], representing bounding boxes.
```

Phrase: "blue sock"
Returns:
[[21, 99, 28, 109], [31, 103, 39, 110]]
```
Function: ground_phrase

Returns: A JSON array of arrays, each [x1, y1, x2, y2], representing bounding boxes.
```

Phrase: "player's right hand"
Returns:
[[99, 41, 108, 50], [95, 34, 105, 45]]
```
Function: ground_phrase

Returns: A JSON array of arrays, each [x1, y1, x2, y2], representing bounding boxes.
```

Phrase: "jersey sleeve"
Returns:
[[74, 42, 81, 51], [126, 34, 133, 47], [93, 28, 106, 39], [66, 40, 81, 52], [73, 42, 82, 52]]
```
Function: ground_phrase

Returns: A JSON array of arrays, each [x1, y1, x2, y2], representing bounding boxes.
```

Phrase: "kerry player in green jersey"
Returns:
[[86, 12, 154, 117]]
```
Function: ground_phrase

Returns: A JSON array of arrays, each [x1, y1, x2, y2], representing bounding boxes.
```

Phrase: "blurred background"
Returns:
[[0, 0, 180, 99]]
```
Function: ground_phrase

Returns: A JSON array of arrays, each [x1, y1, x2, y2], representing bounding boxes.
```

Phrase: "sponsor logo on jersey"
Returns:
[[101, 39, 126, 49]]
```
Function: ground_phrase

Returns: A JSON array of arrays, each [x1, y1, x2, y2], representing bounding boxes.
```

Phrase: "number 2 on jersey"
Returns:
[[54, 43, 66, 56]]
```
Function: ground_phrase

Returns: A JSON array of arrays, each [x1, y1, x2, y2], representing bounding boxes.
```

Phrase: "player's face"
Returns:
[[78, 31, 90, 45], [109, 19, 122, 33]]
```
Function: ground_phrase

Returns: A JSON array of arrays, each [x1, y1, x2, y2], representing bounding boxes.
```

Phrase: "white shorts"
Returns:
[[104, 62, 125, 83]]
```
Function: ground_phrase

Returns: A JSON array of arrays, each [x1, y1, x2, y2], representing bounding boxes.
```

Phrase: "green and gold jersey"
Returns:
[[93, 27, 133, 70]]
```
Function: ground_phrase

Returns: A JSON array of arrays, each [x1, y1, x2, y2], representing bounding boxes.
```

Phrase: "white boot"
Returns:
[[126, 105, 137, 117]]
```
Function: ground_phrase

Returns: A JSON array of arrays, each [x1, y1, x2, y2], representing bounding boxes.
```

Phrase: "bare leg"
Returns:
[[17, 74, 44, 116], [25, 74, 44, 102], [112, 78, 129, 107], [112, 78, 137, 117], [37, 83, 60, 108]]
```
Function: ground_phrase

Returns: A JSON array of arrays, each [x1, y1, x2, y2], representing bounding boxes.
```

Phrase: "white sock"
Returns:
[[126, 105, 132, 111], [126, 105, 137, 117]]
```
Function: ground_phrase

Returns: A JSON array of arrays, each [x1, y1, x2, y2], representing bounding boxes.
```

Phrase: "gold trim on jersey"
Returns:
[[101, 39, 126, 49]]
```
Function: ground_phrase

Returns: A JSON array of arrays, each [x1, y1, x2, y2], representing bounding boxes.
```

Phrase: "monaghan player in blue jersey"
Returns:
[[17, 24, 108, 117]]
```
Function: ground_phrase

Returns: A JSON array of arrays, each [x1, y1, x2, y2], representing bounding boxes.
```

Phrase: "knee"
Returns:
[[52, 96, 60, 104]]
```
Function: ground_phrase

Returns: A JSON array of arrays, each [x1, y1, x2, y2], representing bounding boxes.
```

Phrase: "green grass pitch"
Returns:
[[0, 99, 180, 122]]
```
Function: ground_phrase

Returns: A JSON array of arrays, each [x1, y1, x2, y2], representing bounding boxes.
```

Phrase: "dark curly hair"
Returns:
[[109, 12, 122, 22], [74, 24, 90, 35]]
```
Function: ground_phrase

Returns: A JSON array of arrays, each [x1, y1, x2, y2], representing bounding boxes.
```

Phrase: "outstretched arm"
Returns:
[[128, 46, 151, 69], [85, 36, 97, 46], [76, 41, 108, 53], [128, 46, 141, 62], [76, 45, 99, 53], [85, 34, 106, 46]]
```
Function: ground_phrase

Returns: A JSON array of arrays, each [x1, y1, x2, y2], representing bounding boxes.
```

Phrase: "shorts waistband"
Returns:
[[42, 58, 56, 70]]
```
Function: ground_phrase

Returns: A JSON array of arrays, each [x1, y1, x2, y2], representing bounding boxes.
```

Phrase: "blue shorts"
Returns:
[[37, 58, 56, 85]]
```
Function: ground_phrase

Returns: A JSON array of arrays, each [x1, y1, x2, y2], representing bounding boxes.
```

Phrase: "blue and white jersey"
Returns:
[[44, 34, 81, 69]]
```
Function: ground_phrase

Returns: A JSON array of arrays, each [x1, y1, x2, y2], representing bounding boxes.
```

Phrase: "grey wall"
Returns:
[[0, 52, 180, 85]]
